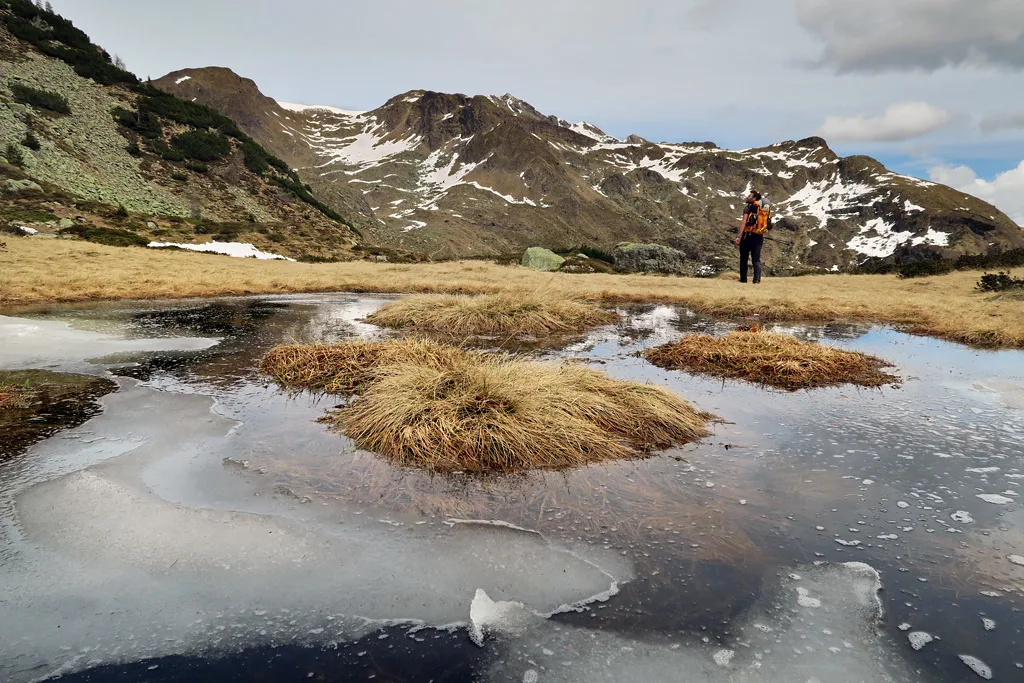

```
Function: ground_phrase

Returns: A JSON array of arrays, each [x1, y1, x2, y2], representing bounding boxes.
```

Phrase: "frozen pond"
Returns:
[[0, 295, 1021, 682]]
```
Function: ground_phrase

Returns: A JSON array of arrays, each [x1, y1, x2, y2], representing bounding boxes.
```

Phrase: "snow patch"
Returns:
[[278, 102, 366, 117], [174, 75, 191, 85], [147, 241, 295, 261]]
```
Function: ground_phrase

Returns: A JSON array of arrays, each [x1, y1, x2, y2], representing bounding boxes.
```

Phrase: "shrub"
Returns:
[[4, 143, 25, 167], [161, 147, 185, 162], [112, 106, 163, 139], [185, 161, 209, 173], [126, 141, 142, 157], [977, 271, 1024, 292], [170, 171, 188, 182], [114, 204, 129, 218], [169, 130, 230, 161], [10, 83, 71, 114], [59, 225, 148, 247], [21, 129, 40, 150], [1, 1, 137, 86]]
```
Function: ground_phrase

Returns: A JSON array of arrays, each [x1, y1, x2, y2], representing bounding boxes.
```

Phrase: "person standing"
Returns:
[[734, 190, 764, 284]]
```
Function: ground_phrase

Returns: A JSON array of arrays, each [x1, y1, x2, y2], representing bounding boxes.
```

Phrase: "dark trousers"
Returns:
[[739, 233, 763, 283]]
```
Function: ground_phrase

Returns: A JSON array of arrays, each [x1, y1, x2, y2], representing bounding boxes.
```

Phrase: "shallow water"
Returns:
[[0, 296, 1021, 682]]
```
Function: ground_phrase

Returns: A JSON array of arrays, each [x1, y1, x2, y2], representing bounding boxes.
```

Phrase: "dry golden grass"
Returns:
[[0, 386, 31, 410], [365, 291, 617, 336], [260, 339, 469, 396], [4, 238, 1024, 347], [645, 330, 898, 390], [262, 339, 712, 473]]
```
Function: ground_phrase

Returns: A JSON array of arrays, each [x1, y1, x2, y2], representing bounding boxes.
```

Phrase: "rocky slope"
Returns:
[[156, 68, 1024, 270], [0, 0, 359, 261]]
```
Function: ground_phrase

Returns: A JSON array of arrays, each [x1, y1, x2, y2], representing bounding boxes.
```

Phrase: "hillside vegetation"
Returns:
[[0, 0, 361, 261]]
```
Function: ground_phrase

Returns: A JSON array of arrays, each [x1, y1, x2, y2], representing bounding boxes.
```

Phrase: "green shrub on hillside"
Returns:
[[1, 0, 137, 86], [59, 225, 148, 247], [977, 271, 1024, 292], [10, 83, 71, 114], [112, 106, 163, 139], [21, 129, 40, 150], [132, 85, 243, 139], [170, 171, 189, 182], [169, 130, 230, 161], [185, 161, 209, 173], [4, 143, 25, 167]]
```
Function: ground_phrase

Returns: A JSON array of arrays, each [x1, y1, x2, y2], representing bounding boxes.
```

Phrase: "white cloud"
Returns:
[[796, 0, 1024, 72], [980, 108, 1024, 133], [815, 102, 954, 143], [930, 161, 1024, 224]]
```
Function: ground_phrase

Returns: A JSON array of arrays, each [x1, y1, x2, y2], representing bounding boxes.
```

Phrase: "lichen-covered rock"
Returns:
[[58, 218, 75, 229], [522, 247, 565, 271], [3, 179, 43, 193], [613, 243, 688, 275]]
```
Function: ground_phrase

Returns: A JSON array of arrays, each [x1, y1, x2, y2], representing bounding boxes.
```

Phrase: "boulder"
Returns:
[[521, 247, 565, 272], [58, 218, 75, 229], [613, 243, 688, 275], [3, 179, 43, 194]]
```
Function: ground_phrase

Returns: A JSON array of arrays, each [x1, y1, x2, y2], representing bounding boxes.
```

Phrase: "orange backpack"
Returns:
[[746, 201, 772, 235]]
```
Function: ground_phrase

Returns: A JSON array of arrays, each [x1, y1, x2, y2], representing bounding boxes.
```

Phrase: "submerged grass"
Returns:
[[365, 291, 618, 336], [644, 330, 898, 390], [262, 339, 712, 473]]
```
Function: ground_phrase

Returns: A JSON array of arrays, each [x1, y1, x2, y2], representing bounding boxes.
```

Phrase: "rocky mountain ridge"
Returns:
[[156, 67, 1024, 270]]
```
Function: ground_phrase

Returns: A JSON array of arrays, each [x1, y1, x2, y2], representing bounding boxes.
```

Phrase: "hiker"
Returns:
[[734, 190, 769, 284]]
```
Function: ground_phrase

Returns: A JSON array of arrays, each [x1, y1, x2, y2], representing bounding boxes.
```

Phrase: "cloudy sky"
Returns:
[[55, 0, 1024, 222]]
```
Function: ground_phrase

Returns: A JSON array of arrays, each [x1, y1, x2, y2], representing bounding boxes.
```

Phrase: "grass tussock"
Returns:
[[262, 339, 712, 473], [365, 291, 617, 336], [259, 339, 468, 396], [644, 330, 898, 390]]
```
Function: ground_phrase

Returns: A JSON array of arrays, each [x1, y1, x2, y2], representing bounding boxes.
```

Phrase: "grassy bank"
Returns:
[[3, 238, 1024, 347]]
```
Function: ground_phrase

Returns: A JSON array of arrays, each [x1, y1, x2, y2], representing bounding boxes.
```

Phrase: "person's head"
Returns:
[[747, 190, 762, 203]]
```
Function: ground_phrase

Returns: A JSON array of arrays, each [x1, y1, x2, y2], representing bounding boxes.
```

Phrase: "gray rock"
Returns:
[[146, 221, 157, 229], [3, 179, 43, 194], [58, 218, 75, 229], [522, 247, 566, 271], [613, 243, 688, 275]]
